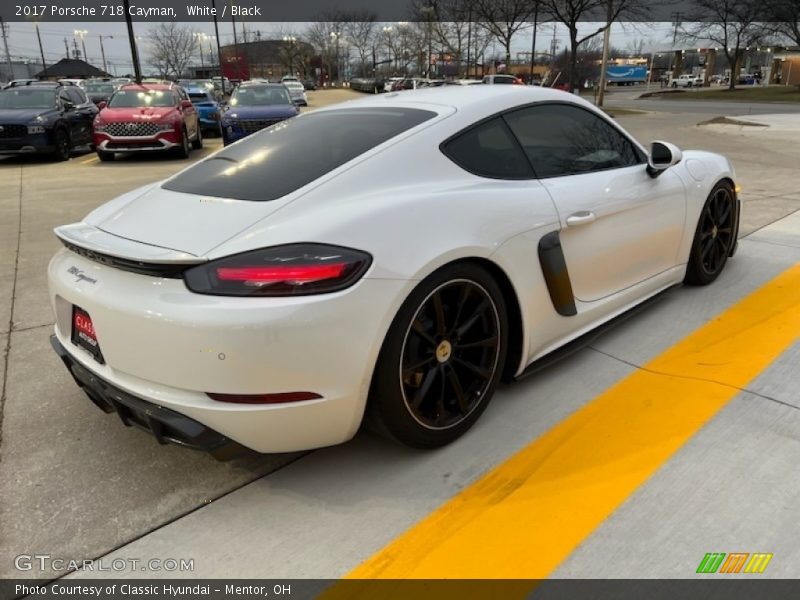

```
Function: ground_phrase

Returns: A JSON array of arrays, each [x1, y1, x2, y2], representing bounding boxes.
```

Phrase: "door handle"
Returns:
[[566, 211, 596, 227]]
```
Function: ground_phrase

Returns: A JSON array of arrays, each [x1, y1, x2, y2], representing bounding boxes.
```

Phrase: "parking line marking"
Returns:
[[344, 264, 800, 580], [81, 156, 99, 165]]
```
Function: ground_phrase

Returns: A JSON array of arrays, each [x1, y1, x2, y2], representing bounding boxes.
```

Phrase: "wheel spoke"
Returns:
[[454, 357, 492, 380], [701, 237, 715, 259], [409, 367, 438, 410], [454, 335, 498, 350], [411, 319, 436, 347], [455, 298, 490, 338], [403, 356, 435, 373], [448, 285, 472, 336], [718, 202, 732, 224], [446, 367, 470, 415], [432, 291, 447, 336]]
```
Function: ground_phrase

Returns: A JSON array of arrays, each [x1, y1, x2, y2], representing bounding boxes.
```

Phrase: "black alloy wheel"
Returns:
[[176, 127, 191, 158], [685, 182, 736, 285], [192, 125, 203, 149], [52, 128, 70, 161], [368, 263, 508, 448]]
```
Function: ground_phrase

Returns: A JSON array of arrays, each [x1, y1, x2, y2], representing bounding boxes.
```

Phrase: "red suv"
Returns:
[[93, 83, 202, 161]]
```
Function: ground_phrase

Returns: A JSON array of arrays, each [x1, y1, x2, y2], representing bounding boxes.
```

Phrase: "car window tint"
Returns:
[[503, 104, 643, 178], [163, 108, 437, 201], [442, 117, 533, 179]]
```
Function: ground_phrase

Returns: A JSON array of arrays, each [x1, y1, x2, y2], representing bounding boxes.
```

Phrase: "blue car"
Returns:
[[0, 81, 97, 161], [220, 83, 298, 146], [185, 86, 222, 135]]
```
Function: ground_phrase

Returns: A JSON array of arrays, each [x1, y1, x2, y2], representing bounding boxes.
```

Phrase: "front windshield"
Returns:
[[230, 86, 292, 107], [108, 89, 175, 108], [0, 88, 56, 109], [85, 83, 115, 94]]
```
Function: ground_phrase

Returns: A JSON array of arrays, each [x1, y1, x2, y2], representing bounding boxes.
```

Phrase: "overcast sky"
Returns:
[[2, 21, 698, 74]]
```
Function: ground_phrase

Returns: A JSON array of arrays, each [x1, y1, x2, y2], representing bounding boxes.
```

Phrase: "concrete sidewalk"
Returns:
[[67, 208, 800, 580]]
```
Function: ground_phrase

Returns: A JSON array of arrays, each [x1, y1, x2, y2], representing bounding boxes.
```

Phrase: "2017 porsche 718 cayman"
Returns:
[[48, 86, 740, 458]]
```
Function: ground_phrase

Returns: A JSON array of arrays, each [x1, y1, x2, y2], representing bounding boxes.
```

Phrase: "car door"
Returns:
[[67, 87, 96, 144], [175, 88, 198, 139], [503, 103, 687, 303], [57, 89, 83, 143]]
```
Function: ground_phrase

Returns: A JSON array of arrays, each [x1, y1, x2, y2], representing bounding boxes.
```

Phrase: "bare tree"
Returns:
[[625, 37, 646, 56], [472, 0, 538, 68], [541, 0, 643, 89], [680, 0, 767, 90], [146, 23, 198, 79], [342, 12, 378, 76], [763, 0, 800, 46]]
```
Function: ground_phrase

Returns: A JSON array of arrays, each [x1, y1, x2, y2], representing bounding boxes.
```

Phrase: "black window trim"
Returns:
[[440, 100, 648, 181]]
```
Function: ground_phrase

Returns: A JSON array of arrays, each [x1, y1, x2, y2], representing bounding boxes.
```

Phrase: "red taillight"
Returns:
[[207, 392, 322, 404], [183, 243, 371, 297], [216, 263, 347, 284]]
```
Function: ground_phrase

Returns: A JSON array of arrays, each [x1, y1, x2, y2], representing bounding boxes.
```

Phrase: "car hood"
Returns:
[[100, 106, 178, 120], [86, 181, 290, 257], [0, 108, 53, 123], [223, 105, 297, 120]]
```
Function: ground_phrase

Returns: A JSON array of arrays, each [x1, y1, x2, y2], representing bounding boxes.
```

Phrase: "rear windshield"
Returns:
[[163, 107, 436, 201], [189, 92, 211, 101]]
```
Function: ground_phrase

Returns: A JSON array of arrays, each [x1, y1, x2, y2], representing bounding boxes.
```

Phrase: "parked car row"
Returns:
[[0, 77, 307, 161]]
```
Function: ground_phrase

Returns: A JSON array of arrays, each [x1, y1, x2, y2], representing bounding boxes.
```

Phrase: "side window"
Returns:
[[442, 117, 534, 179], [58, 90, 72, 106], [67, 87, 85, 105], [503, 104, 644, 178]]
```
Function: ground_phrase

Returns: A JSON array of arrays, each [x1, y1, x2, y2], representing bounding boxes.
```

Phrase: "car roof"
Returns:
[[320, 84, 575, 114], [239, 82, 285, 88]]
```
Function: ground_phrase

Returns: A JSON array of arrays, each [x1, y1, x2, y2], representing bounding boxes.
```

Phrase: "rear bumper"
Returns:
[[51, 335, 248, 461]]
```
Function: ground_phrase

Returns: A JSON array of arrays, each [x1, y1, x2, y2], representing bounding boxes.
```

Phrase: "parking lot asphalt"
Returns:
[[2, 88, 799, 580]]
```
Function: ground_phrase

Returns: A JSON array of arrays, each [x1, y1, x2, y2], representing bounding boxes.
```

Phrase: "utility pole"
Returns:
[[121, 0, 142, 82], [99, 35, 113, 74], [597, 0, 613, 106], [529, 2, 539, 82], [34, 22, 47, 75], [230, 0, 240, 80], [72, 38, 81, 60], [64, 37, 70, 58], [1, 17, 13, 79], [465, 5, 472, 79], [211, 0, 226, 95]]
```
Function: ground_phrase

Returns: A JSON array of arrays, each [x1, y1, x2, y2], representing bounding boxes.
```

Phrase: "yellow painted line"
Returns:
[[342, 264, 800, 582], [80, 156, 99, 165]]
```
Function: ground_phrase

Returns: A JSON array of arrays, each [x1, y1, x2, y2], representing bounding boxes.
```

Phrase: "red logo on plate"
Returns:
[[74, 312, 96, 340]]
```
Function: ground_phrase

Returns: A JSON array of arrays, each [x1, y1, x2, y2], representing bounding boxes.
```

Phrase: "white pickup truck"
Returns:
[[670, 74, 704, 88]]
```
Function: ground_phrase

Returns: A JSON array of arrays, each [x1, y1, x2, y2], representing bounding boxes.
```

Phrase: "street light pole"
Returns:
[[74, 30, 88, 62], [210, 0, 226, 95], [121, 0, 142, 83], [529, 2, 539, 82], [99, 35, 113, 74]]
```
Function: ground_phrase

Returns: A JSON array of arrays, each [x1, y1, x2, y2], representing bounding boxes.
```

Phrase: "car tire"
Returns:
[[684, 181, 737, 286], [96, 150, 114, 162], [175, 127, 190, 158], [367, 263, 508, 448], [191, 126, 203, 150], [52, 128, 70, 161]]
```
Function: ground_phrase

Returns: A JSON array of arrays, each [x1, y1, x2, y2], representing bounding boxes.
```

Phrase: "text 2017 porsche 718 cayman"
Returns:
[[48, 86, 740, 458]]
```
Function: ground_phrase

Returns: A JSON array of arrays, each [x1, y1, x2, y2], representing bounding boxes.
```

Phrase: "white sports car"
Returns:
[[48, 86, 740, 459]]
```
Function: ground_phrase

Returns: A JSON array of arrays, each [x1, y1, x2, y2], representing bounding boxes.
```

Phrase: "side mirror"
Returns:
[[180, 99, 193, 109], [62, 100, 76, 111], [647, 140, 682, 178], [97, 100, 107, 110]]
